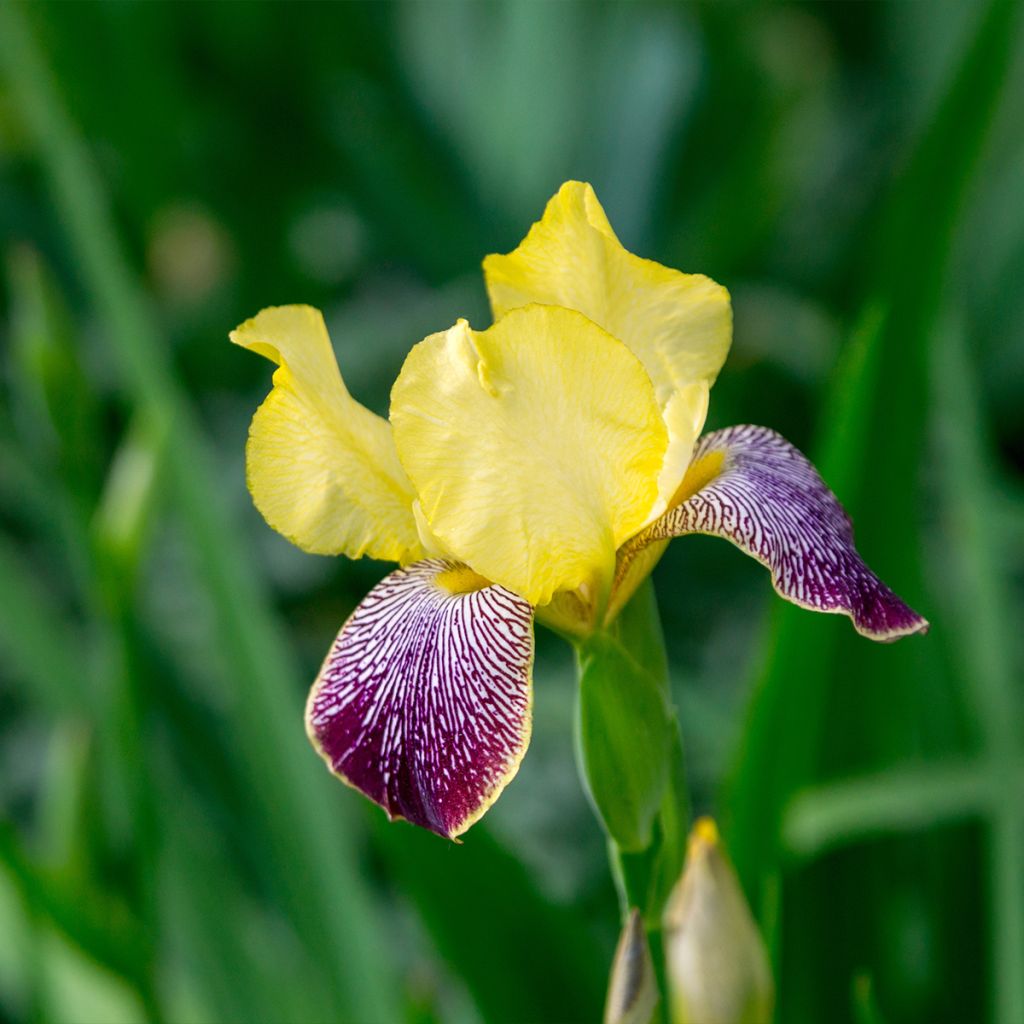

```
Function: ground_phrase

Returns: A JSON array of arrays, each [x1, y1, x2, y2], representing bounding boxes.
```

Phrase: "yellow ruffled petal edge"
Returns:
[[390, 304, 668, 607], [231, 305, 422, 563], [483, 181, 731, 510]]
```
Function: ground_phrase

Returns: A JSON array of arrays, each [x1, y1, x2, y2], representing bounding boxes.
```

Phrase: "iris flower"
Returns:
[[232, 182, 927, 840]]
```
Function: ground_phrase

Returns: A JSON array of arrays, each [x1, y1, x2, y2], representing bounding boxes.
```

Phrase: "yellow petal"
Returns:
[[390, 305, 667, 607], [483, 181, 731, 507], [657, 380, 710, 510], [230, 305, 421, 562]]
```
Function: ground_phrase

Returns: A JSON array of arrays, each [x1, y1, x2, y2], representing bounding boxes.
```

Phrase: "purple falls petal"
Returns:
[[306, 559, 534, 839], [630, 425, 929, 641]]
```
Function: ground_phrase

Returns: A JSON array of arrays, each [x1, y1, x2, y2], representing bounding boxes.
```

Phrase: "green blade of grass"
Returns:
[[0, 537, 87, 716], [933, 314, 1024, 1022], [0, 7, 398, 1020], [375, 818, 608, 1024], [157, 775, 324, 1024], [724, 303, 887, 888], [783, 760, 993, 858], [6, 245, 103, 509], [726, 0, 1018, 899], [851, 973, 889, 1024], [932, 316, 1021, 760], [0, 824, 149, 991], [725, 3, 1018, 1018]]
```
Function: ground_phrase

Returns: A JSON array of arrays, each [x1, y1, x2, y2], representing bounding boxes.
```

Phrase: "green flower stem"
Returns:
[[574, 580, 690, 927]]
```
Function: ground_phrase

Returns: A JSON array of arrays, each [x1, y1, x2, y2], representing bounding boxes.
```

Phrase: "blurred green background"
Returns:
[[1, 2, 1022, 1022]]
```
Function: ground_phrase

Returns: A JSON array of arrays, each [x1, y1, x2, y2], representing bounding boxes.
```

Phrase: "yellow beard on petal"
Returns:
[[668, 448, 726, 511], [435, 565, 492, 596]]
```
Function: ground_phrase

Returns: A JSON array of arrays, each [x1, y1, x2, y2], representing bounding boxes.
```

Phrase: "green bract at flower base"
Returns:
[[231, 181, 928, 840]]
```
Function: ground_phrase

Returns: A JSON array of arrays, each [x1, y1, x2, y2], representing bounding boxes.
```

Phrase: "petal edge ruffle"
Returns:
[[483, 181, 731, 510], [232, 305, 422, 563]]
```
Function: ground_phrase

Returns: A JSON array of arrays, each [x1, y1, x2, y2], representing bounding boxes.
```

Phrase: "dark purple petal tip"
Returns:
[[306, 559, 534, 839], [639, 425, 929, 641]]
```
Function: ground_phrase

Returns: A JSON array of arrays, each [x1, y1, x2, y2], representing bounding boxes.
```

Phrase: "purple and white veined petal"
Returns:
[[306, 559, 534, 839], [625, 425, 928, 641]]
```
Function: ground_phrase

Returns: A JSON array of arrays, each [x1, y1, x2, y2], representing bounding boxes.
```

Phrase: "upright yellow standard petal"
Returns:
[[483, 181, 731, 507], [390, 305, 667, 607], [231, 305, 421, 562]]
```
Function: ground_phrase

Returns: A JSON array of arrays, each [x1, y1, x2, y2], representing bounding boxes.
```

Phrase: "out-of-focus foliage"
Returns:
[[0, 2, 1021, 1022]]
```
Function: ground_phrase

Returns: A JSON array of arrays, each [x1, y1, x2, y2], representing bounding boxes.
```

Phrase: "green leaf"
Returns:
[[158, 786, 317, 1024], [645, 728, 690, 921], [619, 582, 691, 921], [92, 414, 167, 587], [783, 760, 992, 858], [0, 825, 148, 991], [610, 721, 690, 928], [933, 314, 1024, 1022], [723, 3, 1018, 1018], [0, 9, 401, 1021], [375, 820, 606, 1024], [36, 724, 98, 883], [575, 581, 689, 925], [577, 630, 672, 853], [851, 972, 889, 1024], [613, 578, 670, 689], [0, 536, 88, 716], [727, 0, 1018, 896], [6, 245, 103, 506], [724, 303, 888, 891]]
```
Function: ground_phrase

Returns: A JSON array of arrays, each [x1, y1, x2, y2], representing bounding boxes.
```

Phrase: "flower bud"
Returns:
[[663, 818, 774, 1024], [604, 908, 658, 1024]]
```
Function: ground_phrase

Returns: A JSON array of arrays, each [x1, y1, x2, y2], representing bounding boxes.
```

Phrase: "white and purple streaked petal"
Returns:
[[627, 425, 929, 641], [306, 559, 534, 839]]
